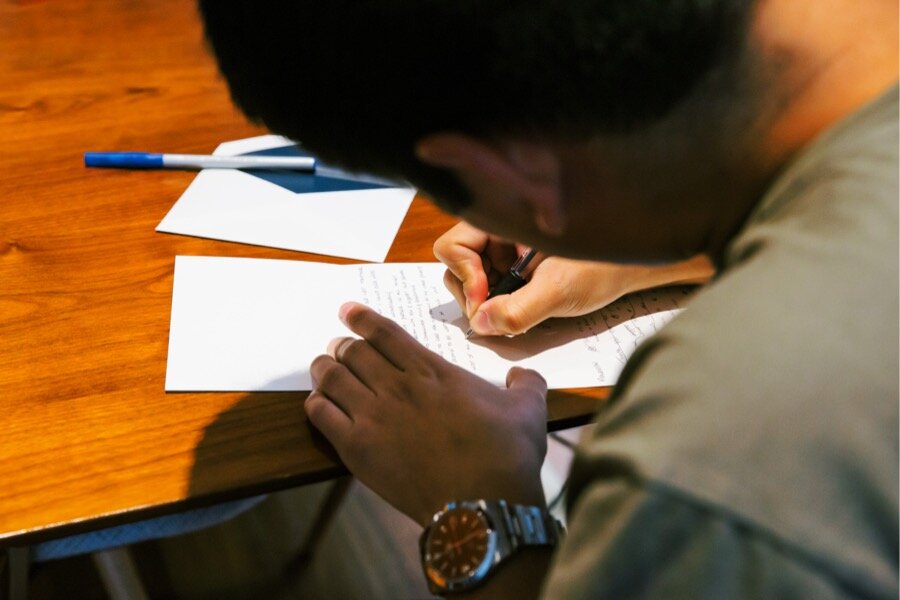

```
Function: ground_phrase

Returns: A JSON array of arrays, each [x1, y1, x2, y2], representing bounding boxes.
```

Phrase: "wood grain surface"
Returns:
[[0, 0, 607, 547]]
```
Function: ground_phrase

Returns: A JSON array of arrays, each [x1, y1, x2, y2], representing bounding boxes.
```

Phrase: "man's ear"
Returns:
[[415, 132, 565, 236]]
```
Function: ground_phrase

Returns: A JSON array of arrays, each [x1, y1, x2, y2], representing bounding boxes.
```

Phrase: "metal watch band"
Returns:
[[498, 501, 560, 546], [493, 500, 563, 551]]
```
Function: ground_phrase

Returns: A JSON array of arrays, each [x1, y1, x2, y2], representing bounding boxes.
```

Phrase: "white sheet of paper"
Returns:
[[165, 256, 691, 391], [156, 135, 415, 263]]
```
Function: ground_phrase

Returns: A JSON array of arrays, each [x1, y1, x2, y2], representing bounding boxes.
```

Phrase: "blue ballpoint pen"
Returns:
[[84, 151, 317, 172], [465, 248, 538, 338]]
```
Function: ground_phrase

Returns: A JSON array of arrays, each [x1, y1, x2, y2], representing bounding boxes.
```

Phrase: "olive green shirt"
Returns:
[[544, 85, 899, 599]]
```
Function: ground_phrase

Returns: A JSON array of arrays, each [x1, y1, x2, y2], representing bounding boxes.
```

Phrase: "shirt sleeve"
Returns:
[[541, 477, 856, 599]]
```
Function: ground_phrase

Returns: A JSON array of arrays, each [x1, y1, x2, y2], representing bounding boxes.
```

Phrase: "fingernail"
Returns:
[[338, 302, 354, 324], [326, 337, 341, 357], [465, 298, 473, 317], [472, 310, 494, 335]]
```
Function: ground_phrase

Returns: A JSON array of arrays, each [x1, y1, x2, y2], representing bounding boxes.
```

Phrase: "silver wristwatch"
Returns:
[[420, 499, 564, 594]]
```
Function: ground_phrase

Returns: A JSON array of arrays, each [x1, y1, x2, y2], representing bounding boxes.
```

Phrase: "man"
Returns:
[[199, 1, 898, 597]]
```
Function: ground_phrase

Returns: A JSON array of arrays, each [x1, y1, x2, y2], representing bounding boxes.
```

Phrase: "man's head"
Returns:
[[199, 1, 762, 261]]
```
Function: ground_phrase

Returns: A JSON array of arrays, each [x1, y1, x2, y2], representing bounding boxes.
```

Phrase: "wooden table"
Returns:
[[0, 0, 606, 549]]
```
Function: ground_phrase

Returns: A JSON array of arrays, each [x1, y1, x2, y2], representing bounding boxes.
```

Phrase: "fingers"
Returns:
[[326, 336, 400, 392], [433, 223, 491, 316], [309, 352, 374, 416], [468, 274, 566, 336], [338, 302, 429, 371], [304, 389, 352, 447], [443, 268, 467, 314], [506, 367, 548, 403]]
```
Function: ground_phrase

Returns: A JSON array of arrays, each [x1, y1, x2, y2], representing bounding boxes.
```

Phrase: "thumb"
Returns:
[[506, 367, 548, 399], [469, 280, 565, 336]]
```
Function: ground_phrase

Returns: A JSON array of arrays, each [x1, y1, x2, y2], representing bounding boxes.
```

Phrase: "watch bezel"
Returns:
[[421, 501, 500, 593]]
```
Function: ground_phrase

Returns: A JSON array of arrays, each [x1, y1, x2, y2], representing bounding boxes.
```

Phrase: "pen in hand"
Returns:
[[465, 248, 537, 339]]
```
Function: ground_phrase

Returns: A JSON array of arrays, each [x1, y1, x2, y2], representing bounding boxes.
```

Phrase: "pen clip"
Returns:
[[509, 248, 537, 278]]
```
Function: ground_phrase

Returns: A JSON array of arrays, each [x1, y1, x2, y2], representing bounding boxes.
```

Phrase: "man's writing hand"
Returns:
[[305, 302, 548, 527], [434, 222, 715, 336]]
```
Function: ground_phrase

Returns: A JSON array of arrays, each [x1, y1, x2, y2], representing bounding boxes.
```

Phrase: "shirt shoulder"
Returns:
[[565, 85, 899, 597], [544, 478, 893, 599]]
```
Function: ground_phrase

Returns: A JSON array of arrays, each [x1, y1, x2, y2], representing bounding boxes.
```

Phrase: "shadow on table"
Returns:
[[183, 384, 353, 595], [187, 382, 343, 506]]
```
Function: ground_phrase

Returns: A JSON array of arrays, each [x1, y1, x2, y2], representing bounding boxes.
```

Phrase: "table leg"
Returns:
[[284, 476, 354, 575], [91, 547, 149, 600], [7, 547, 29, 600]]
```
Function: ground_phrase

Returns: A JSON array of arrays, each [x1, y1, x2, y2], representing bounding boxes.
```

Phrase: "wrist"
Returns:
[[624, 254, 715, 294], [417, 464, 546, 528]]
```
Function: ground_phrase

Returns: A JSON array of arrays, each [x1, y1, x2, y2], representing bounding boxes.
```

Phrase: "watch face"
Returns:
[[423, 506, 496, 591]]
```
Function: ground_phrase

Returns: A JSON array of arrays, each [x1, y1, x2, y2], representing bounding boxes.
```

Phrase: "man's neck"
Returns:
[[688, 0, 898, 261], [753, 0, 898, 172]]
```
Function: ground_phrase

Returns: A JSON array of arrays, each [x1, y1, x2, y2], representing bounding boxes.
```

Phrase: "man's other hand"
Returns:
[[305, 302, 549, 527]]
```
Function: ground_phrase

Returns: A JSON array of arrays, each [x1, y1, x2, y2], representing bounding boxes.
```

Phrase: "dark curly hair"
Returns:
[[199, 0, 752, 213]]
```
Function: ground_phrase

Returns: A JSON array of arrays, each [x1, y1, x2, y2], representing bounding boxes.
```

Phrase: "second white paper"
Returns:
[[165, 256, 691, 391], [156, 135, 415, 263]]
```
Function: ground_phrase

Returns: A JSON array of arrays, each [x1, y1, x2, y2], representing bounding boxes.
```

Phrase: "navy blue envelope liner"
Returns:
[[240, 145, 398, 194]]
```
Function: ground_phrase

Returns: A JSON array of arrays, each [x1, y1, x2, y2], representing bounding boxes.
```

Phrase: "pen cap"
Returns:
[[84, 152, 164, 168]]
